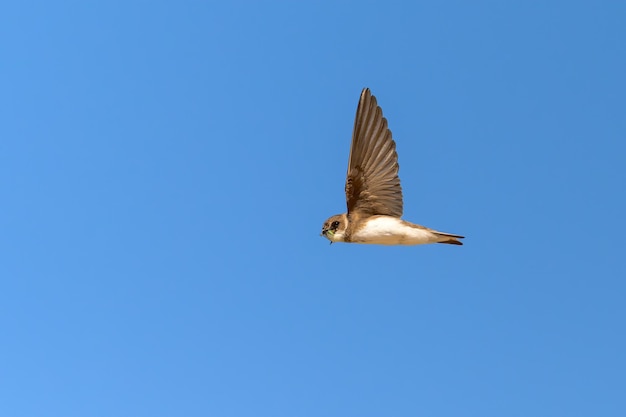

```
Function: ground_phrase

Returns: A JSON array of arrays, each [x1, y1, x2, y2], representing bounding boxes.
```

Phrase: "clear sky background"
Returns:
[[1, 1, 625, 416]]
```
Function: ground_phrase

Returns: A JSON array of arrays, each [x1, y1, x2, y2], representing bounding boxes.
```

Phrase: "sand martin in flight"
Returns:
[[321, 88, 464, 246]]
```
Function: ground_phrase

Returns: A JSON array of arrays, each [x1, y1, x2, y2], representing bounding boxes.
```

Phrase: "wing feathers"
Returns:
[[345, 88, 403, 218]]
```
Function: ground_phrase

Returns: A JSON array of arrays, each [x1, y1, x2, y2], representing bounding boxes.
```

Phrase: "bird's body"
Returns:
[[323, 214, 463, 246], [321, 88, 464, 246]]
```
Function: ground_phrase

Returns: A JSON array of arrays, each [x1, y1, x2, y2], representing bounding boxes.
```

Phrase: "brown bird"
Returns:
[[321, 88, 464, 246]]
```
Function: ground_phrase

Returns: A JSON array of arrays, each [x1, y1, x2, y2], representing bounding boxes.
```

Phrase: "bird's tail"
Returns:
[[435, 231, 465, 246]]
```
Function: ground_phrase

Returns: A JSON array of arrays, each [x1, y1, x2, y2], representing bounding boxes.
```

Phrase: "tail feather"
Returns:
[[434, 231, 464, 246], [439, 238, 463, 245]]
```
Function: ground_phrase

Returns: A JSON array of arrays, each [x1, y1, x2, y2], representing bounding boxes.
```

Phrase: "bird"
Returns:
[[321, 88, 464, 246]]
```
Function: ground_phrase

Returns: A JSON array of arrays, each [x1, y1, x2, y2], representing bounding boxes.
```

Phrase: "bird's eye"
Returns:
[[331, 221, 339, 229]]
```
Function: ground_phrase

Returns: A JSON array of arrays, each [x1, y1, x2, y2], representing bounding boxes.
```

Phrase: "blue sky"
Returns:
[[1, 1, 625, 416]]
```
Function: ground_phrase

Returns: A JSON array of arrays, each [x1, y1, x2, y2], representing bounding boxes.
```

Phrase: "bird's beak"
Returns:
[[321, 229, 333, 245]]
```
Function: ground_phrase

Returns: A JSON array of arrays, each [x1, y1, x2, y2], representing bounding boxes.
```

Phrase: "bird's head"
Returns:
[[321, 214, 348, 243]]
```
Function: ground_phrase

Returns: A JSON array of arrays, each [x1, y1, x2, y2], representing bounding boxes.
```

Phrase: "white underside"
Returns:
[[351, 217, 440, 245]]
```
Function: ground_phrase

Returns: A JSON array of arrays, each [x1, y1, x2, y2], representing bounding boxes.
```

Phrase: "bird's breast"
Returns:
[[351, 216, 436, 245]]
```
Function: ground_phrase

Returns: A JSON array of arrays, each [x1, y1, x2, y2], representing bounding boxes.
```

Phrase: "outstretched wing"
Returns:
[[345, 88, 403, 218]]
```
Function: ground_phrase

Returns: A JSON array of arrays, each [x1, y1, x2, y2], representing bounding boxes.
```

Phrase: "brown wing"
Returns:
[[345, 88, 403, 217]]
